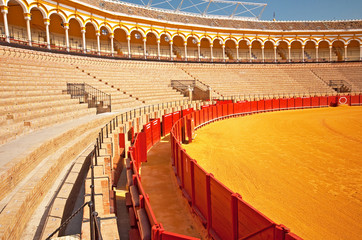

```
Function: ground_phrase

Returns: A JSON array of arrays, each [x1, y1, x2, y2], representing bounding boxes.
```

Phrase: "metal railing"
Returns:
[[171, 79, 209, 92], [67, 83, 112, 113], [46, 148, 101, 240]]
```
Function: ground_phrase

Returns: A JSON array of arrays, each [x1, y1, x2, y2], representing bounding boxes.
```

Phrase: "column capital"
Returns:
[[157, 39, 160, 43], [169, 40, 173, 45], [43, 18, 50, 25], [1, 6, 9, 13], [24, 12, 31, 20], [315, 45, 319, 49], [197, 42, 200, 47], [222, 44, 225, 48], [95, 30, 100, 36], [210, 44, 213, 48], [127, 35, 131, 40], [109, 33, 114, 38], [63, 22, 69, 29], [329, 45, 333, 49], [143, 37, 147, 42], [236, 45, 239, 49]]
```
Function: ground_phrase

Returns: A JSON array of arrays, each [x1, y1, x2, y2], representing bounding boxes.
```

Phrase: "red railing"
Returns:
[[127, 93, 361, 240]]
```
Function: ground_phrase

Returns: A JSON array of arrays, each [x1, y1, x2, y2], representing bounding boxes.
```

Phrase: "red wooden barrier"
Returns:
[[151, 118, 161, 144], [192, 164, 208, 225], [287, 98, 295, 109], [203, 106, 209, 122], [227, 103, 234, 115], [212, 105, 217, 119], [182, 152, 193, 203], [137, 132, 147, 163], [302, 97, 311, 108], [294, 98, 302, 109], [199, 109, 205, 125], [319, 96, 328, 107], [311, 96, 320, 107], [251, 101, 258, 112], [172, 111, 181, 125], [162, 113, 173, 136], [195, 110, 200, 126], [264, 99, 273, 111], [181, 108, 194, 117], [350, 95, 361, 106], [257, 100, 265, 112], [143, 122, 152, 150], [328, 96, 338, 106], [217, 104, 223, 117], [279, 98, 288, 109], [161, 231, 200, 240], [338, 95, 350, 106], [210, 177, 233, 240], [222, 104, 228, 116], [119, 133, 125, 149], [272, 99, 280, 110]]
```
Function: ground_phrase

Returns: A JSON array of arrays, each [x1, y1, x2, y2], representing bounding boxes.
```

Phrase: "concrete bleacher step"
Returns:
[[0, 111, 116, 240]]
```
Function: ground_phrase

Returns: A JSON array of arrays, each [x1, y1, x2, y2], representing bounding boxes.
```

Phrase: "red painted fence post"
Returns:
[[231, 193, 240, 240], [206, 173, 213, 233]]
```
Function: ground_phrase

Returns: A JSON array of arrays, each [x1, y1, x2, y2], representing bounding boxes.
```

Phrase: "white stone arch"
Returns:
[[172, 32, 186, 42], [346, 38, 361, 45], [145, 29, 159, 39], [5, 0, 28, 13], [99, 22, 112, 35], [263, 39, 276, 47], [250, 38, 264, 46], [317, 39, 331, 46], [275, 39, 290, 47], [67, 15, 85, 28], [237, 38, 251, 46], [331, 38, 347, 45], [28, 4, 47, 19], [48, 10, 67, 24], [224, 37, 237, 45], [211, 36, 224, 45], [199, 35, 212, 44], [290, 39, 304, 46], [129, 27, 145, 38], [186, 34, 199, 43], [113, 25, 130, 36], [303, 38, 318, 46]]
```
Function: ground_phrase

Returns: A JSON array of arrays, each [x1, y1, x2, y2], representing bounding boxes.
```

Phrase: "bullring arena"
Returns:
[[0, 0, 361, 239]]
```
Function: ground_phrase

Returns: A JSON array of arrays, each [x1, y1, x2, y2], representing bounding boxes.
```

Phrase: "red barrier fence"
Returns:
[[127, 94, 361, 240]]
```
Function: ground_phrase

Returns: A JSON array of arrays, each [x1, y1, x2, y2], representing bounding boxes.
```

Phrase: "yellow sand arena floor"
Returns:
[[183, 106, 362, 240]]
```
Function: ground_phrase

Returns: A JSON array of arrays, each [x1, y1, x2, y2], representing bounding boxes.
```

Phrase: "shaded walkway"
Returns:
[[141, 135, 207, 239]]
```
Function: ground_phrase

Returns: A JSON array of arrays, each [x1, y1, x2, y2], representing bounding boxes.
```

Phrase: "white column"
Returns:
[[96, 31, 101, 55], [316, 46, 319, 62], [110, 34, 114, 57], [344, 45, 348, 61], [184, 41, 187, 61], [24, 13, 32, 46], [288, 45, 291, 62], [274, 46, 277, 62], [1, 7, 10, 43], [127, 35, 131, 58], [81, 27, 86, 52], [210, 44, 213, 62], [302, 45, 305, 62], [157, 39, 160, 60], [222, 44, 225, 62], [143, 37, 147, 59], [236, 46, 239, 62], [360, 44, 362, 61], [64, 23, 69, 51], [261, 46, 265, 62], [197, 42, 201, 61], [44, 19, 50, 49], [170, 40, 173, 60], [249, 45, 252, 62], [329, 45, 332, 62]]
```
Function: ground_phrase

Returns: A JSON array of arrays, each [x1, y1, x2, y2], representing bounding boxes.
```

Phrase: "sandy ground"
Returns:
[[141, 135, 208, 239], [183, 106, 362, 240]]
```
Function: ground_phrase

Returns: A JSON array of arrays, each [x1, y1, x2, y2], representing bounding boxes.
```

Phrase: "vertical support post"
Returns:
[[236, 45, 239, 62], [316, 45, 319, 62], [249, 44, 252, 62], [143, 37, 147, 59], [127, 35, 131, 58], [24, 13, 32, 46], [157, 39, 160, 60], [184, 41, 187, 61], [222, 44, 225, 62], [329, 45, 332, 62], [288, 45, 291, 62], [210, 44, 213, 62], [197, 42, 201, 61], [96, 30, 101, 55], [1, 7, 10, 43], [302, 45, 305, 62], [274, 46, 277, 62], [110, 33, 114, 57], [261, 45, 265, 62], [81, 27, 86, 52], [170, 40, 173, 60], [64, 22, 70, 52], [44, 19, 51, 49], [206, 173, 213, 233], [344, 44, 348, 61], [231, 193, 240, 240]]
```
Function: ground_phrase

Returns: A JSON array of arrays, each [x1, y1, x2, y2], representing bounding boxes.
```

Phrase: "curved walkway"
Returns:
[[141, 135, 208, 239]]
